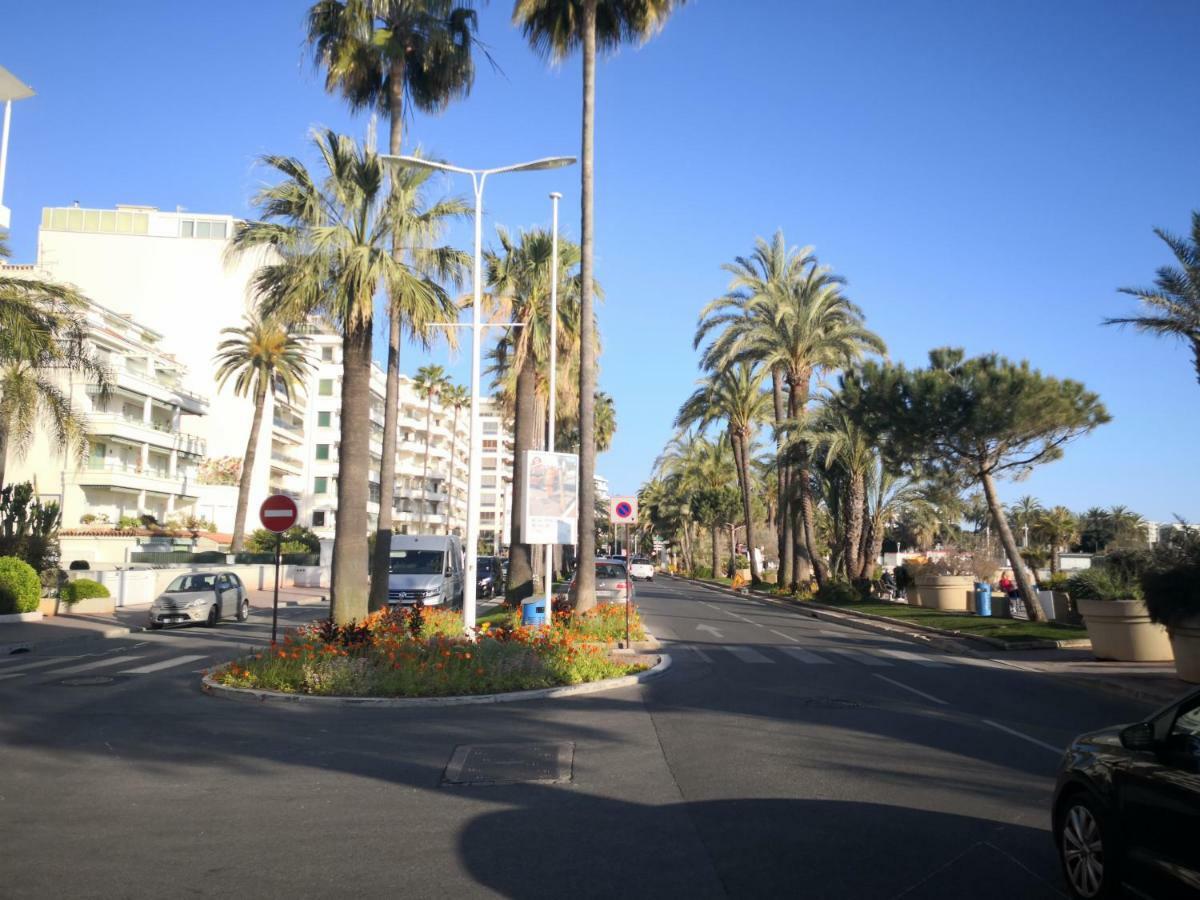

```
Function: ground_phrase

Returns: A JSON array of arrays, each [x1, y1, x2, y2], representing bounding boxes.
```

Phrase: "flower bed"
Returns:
[[210, 604, 649, 698]]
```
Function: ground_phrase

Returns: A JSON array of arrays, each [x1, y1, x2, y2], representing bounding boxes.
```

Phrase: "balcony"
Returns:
[[87, 413, 207, 457], [270, 449, 304, 475], [106, 366, 208, 415], [76, 460, 198, 498], [272, 416, 304, 444]]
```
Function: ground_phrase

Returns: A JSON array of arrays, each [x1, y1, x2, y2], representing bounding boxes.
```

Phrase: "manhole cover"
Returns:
[[60, 676, 116, 687], [442, 742, 575, 786], [798, 697, 862, 709]]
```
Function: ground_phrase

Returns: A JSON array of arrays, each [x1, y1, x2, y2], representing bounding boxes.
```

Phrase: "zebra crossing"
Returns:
[[675, 642, 963, 669]]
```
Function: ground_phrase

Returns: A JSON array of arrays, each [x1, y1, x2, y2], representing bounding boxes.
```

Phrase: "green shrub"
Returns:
[[61, 578, 111, 605], [1067, 566, 1142, 602], [0, 556, 42, 614], [1042, 571, 1072, 591], [1140, 526, 1200, 628], [816, 580, 863, 605], [692, 565, 713, 579]]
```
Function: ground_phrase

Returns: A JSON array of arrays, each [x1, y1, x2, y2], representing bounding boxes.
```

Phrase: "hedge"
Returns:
[[61, 578, 111, 605], [0, 556, 42, 614]]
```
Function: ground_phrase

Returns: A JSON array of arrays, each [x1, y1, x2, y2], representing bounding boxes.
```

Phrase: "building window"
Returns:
[[316, 444, 330, 461], [322, 346, 334, 362], [312, 511, 326, 527], [482, 476, 496, 488], [483, 440, 497, 450], [319, 379, 334, 397], [315, 476, 328, 494], [483, 421, 498, 435], [317, 411, 331, 428]]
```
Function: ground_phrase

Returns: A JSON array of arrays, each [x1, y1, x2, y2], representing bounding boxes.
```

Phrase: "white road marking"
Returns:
[[0, 672, 25, 681], [877, 648, 950, 668], [724, 645, 773, 664], [779, 647, 832, 665], [824, 649, 893, 667], [874, 674, 948, 705], [120, 654, 207, 675], [690, 647, 713, 663], [0, 655, 84, 674], [769, 629, 800, 643], [696, 624, 725, 639], [47, 655, 142, 676], [982, 718, 1064, 755]]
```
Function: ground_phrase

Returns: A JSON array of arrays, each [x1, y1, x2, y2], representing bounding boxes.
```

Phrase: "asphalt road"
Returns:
[[0, 577, 1156, 898]]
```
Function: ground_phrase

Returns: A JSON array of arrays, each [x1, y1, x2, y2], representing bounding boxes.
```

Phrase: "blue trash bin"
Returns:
[[521, 598, 547, 626], [973, 582, 992, 617]]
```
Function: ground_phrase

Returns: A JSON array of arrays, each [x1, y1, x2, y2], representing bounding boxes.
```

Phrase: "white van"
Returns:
[[387, 534, 464, 607]]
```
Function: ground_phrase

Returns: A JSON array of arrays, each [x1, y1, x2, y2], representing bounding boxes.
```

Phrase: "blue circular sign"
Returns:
[[615, 501, 633, 518]]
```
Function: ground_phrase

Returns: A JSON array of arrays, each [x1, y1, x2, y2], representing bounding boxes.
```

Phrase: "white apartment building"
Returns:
[[1, 278, 208, 525], [289, 332, 515, 548], [34, 203, 276, 518]]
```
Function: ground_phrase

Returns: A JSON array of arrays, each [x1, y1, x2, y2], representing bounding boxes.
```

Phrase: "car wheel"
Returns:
[[236, 598, 249, 622], [1057, 792, 1119, 899], [205, 604, 219, 628]]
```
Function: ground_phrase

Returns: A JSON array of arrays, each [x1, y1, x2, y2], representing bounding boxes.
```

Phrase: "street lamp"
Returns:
[[544, 191, 562, 618], [381, 154, 575, 632]]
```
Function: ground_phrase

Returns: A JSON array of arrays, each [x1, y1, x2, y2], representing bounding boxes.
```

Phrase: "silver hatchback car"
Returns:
[[560, 561, 634, 606], [148, 571, 249, 628]]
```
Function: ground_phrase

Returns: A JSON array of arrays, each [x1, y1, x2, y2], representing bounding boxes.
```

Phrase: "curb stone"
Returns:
[[201, 652, 671, 707]]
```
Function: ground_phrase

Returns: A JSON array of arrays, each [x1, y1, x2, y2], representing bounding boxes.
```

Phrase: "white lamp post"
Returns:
[[381, 154, 575, 632], [544, 191, 562, 617]]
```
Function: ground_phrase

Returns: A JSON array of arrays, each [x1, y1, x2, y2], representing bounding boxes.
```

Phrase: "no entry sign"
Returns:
[[259, 494, 299, 533], [609, 496, 638, 525]]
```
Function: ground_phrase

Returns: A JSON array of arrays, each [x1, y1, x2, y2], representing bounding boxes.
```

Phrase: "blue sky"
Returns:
[[3, 1, 1199, 519]]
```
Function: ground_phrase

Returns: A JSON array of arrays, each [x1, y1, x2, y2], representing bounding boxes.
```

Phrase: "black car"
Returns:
[[476, 556, 504, 599], [1052, 687, 1200, 899]]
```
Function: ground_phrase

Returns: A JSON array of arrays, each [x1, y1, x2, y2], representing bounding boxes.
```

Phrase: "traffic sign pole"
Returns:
[[272, 532, 281, 644], [259, 495, 299, 645]]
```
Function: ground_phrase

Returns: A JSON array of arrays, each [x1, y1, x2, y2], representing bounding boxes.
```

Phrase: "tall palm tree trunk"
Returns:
[[789, 375, 825, 587], [447, 404, 460, 536], [711, 526, 720, 578], [0, 429, 9, 490], [419, 392, 434, 531], [981, 470, 1046, 622], [574, 0, 599, 613], [331, 323, 372, 624], [230, 380, 268, 553], [507, 356, 537, 605], [370, 315, 401, 611], [369, 64, 407, 613], [843, 471, 865, 582], [731, 429, 761, 582], [772, 369, 793, 585]]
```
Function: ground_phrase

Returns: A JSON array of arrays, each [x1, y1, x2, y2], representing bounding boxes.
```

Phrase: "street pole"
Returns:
[[544, 192, 561, 623], [272, 532, 281, 645], [624, 522, 631, 648]]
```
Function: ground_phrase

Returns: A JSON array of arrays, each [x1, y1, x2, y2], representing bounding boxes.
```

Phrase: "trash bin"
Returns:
[[973, 582, 992, 617], [521, 598, 547, 626]]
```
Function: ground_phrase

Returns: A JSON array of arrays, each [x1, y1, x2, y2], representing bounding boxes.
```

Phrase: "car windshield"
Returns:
[[166, 574, 216, 592], [596, 563, 626, 580], [389, 550, 444, 575]]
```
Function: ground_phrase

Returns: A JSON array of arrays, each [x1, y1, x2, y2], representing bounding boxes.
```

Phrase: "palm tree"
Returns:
[[1033, 506, 1077, 574], [442, 383, 469, 535], [1106, 210, 1200, 386], [213, 316, 313, 552], [698, 233, 885, 589], [557, 390, 615, 453], [804, 402, 876, 580], [229, 130, 415, 624], [1007, 495, 1043, 548], [308, 0, 478, 610], [514, 0, 687, 610], [413, 364, 450, 531], [676, 363, 772, 582], [484, 227, 586, 604]]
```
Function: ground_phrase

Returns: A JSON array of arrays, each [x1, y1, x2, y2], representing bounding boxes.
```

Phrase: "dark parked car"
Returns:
[[476, 555, 504, 599], [1052, 687, 1200, 899]]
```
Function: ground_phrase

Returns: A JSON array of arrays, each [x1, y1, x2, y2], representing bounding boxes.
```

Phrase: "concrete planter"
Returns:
[[1168, 618, 1200, 683], [56, 595, 116, 616], [913, 575, 974, 612], [735, 568, 751, 582], [0, 610, 43, 623], [1078, 597, 1174, 662]]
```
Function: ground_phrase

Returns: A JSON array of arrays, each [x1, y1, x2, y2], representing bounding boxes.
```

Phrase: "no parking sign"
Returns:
[[609, 496, 638, 525]]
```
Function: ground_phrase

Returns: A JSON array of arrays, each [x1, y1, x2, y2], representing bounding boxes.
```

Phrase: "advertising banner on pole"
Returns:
[[522, 450, 579, 544]]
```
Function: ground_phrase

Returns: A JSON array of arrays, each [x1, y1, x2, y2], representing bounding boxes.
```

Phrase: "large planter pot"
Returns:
[[1168, 618, 1200, 683], [58, 595, 116, 616], [913, 575, 974, 612], [735, 568, 751, 583], [1077, 597, 1174, 662]]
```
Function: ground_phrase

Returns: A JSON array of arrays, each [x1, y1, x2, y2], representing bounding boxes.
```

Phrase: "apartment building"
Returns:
[[296, 332, 514, 548], [1, 280, 208, 525]]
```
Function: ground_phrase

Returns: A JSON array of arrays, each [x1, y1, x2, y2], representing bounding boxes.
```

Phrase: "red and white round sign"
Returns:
[[259, 494, 299, 533]]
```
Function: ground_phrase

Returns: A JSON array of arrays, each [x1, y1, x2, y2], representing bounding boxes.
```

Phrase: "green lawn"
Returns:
[[803, 598, 1087, 644]]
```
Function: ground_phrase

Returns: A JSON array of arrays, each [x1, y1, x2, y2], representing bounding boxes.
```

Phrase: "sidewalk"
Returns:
[[674, 575, 1193, 708], [1, 587, 330, 655]]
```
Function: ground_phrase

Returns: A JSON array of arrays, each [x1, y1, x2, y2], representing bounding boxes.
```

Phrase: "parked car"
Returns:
[[148, 571, 248, 628], [387, 534, 464, 607], [629, 556, 655, 581], [1052, 686, 1200, 899], [557, 560, 634, 606], [476, 555, 504, 599]]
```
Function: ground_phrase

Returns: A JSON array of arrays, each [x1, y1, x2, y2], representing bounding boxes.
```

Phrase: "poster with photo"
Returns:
[[522, 450, 579, 544]]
